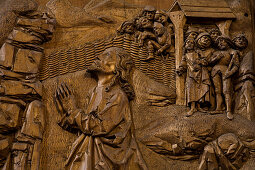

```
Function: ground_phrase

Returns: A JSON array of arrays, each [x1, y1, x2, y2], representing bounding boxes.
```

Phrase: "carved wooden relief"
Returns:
[[0, 0, 254, 169]]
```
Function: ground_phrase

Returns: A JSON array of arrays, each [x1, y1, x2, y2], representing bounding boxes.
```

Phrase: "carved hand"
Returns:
[[199, 58, 208, 66], [209, 52, 223, 64], [55, 83, 77, 115], [176, 67, 185, 76], [157, 48, 164, 55], [223, 70, 232, 80], [138, 39, 144, 47]]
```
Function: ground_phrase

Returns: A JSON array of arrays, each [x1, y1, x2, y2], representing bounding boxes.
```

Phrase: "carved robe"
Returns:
[[59, 85, 147, 170], [181, 51, 211, 106], [198, 135, 249, 170]]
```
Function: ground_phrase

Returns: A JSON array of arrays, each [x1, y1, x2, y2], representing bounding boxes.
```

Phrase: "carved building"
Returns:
[[0, 0, 254, 170]]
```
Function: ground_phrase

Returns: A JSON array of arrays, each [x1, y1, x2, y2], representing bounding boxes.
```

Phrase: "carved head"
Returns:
[[209, 28, 222, 42], [196, 33, 212, 49], [232, 34, 248, 50], [153, 22, 165, 36], [137, 17, 153, 30], [216, 36, 233, 50], [184, 38, 195, 51], [117, 21, 135, 35], [217, 133, 240, 158], [89, 47, 135, 100], [142, 5, 156, 20], [155, 10, 169, 24], [185, 27, 199, 40]]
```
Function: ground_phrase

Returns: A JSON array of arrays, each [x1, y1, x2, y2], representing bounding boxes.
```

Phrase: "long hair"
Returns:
[[106, 47, 135, 101]]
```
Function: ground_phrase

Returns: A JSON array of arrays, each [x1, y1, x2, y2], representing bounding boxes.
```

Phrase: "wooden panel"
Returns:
[[179, 0, 229, 8], [181, 6, 232, 13], [184, 11, 236, 18]]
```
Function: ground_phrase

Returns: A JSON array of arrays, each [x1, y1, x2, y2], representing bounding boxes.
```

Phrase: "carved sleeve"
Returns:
[[180, 54, 187, 70], [59, 92, 131, 138]]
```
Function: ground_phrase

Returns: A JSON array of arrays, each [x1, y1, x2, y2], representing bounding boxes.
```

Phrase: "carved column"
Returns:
[[168, 11, 187, 105]]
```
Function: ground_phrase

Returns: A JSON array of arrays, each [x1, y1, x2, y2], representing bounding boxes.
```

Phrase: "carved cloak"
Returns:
[[59, 85, 147, 170], [181, 52, 211, 106]]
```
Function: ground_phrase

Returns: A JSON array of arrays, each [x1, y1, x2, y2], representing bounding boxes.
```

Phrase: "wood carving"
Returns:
[[55, 47, 147, 170], [0, 0, 254, 170], [0, 2, 55, 169]]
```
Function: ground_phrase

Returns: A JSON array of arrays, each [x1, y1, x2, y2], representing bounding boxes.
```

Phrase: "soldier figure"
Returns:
[[209, 36, 240, 120]]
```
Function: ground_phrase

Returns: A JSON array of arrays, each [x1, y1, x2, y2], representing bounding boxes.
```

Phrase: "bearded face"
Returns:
[[155, 13, 168, 24], [218, 39, 229, 50], [154, 24, 165, 36], [185, 39, 195, 50], [234, 37, 248, 49], [88, 49, 117, 74], [143, 11, 155, 20], [138, 17, 153, 29], [198, 35, 211, 48]]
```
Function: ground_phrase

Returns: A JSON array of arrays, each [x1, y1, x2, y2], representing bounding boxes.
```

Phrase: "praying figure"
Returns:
[[55, 47, 148, 170]]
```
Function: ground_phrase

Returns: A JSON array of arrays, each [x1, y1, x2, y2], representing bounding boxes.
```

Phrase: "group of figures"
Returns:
[[177, 27, 249, 120], [0, 0, 254, 170], [117, 6, 174, 60]]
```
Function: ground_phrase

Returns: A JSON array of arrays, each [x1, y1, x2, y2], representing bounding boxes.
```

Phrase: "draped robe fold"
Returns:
[[59, 85, 147, 170]]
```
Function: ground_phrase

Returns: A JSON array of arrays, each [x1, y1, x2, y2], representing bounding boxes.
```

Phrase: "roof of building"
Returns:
[[168, 0, 236, 19]]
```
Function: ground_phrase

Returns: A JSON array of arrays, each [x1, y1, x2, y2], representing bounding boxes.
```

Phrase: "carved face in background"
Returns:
[[233, 36, 248, 50], [186, 32, 198, 40], [153, 22, 165, 36], [155, 12, 168, 24], [143, 6, 156, 21], [197, 35, 212, 48], [185, 39, 195, 50], [217, 38, 230, 50], [138, 17, 153, 29], [88, 48, 117, 74], [209, 30, 221, 42]]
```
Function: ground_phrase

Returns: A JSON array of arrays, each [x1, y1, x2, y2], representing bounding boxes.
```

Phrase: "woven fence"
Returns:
[[39, 35, 176, 89]]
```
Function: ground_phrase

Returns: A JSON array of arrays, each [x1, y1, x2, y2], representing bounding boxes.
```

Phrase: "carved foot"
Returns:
[[227, 111, 234, 120], [210, 110, 225, 115], [186, 108, 197, 117]]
